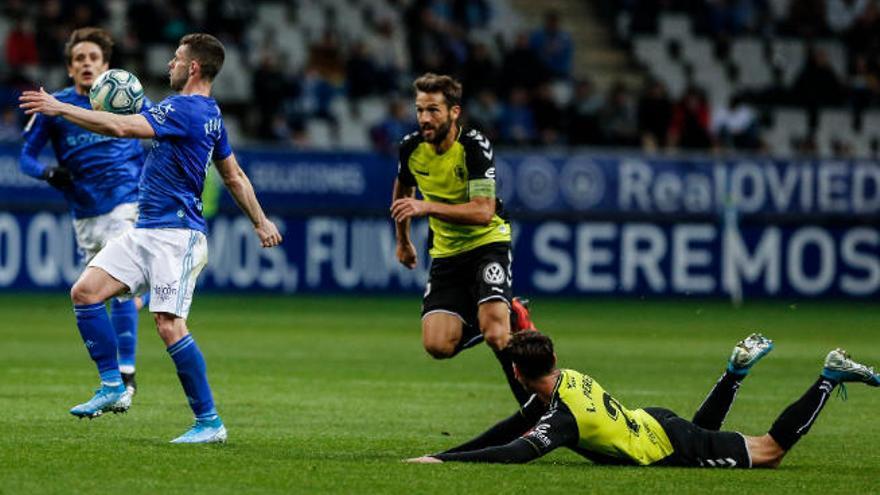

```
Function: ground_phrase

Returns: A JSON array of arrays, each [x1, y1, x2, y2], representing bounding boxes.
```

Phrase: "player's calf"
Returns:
[[766, 349, 878, 459], [477, 301, 510, 351]]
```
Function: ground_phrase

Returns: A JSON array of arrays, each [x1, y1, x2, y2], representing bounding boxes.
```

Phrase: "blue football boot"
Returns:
[[822, 349, 880, 386], [69, 383, 128, 418], [727, 333, 774, 375], [170, 416, 227, 444]]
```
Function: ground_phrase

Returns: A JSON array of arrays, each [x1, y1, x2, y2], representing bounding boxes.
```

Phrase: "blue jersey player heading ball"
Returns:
[[21, 33, 283, 443], [19, 27, 146, 406]]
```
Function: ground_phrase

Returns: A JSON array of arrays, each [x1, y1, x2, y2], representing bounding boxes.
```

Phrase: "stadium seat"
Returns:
[[815, 40, 847, 79], [764, 108, 808, 156], [816, 108, 853, 157], [358, 97, 388, 127], [632, 37, 666, 67], [650, 60, 687, 99], [657, 14, 692, 42], [306, 120, 334, 149], [852, 111, 880, 156], [732, 38, 772, 89], [212, 47, 251, 104], [146, 44, 175, 78], [223, 115, 244, 143], [680, 38, 715, 68], [770, 39, 806, 85], [693, 67, 731, 107], [338, 119, 370, 150], [256, 2, 289, 31]]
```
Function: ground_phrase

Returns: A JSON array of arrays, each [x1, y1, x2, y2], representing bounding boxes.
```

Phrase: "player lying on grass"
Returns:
[[408, 331, 879, 467]]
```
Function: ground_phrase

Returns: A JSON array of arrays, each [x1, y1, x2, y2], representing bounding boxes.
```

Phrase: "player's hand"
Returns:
[[42, 167, 73, 190], [391, 198, 430, 222], [396, 241, 417, 269], [19, 88, 65, 116], [255, 218, 282, 248], [404, 456, 443, 464]]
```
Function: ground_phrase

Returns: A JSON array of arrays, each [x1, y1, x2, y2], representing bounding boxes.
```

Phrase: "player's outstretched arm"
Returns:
[[391, 196, 495, 226], [19, 88, 154, 139], [408, 400, 578, 464], [406, 438, 545, 464], [391, 178, 417, 269], [215, 153, 282, 248], [442, 399, 543, 454]]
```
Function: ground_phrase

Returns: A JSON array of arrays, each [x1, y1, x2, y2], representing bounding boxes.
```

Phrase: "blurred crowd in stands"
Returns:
[[606, 0, 880, 156], [0, 0, 878, 158]]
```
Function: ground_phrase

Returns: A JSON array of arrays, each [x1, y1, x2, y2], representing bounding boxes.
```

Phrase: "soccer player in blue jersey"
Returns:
[[19, 27, 146, 405], [20, 33, 282, 443]]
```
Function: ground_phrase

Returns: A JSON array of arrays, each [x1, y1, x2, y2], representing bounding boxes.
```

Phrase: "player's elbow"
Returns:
[[221, 172, 244, 190]]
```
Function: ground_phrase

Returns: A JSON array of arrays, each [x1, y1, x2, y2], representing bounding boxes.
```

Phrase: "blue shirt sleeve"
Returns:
[[140, 97, 189, 138], [19, 113, 51, 178], [212, 124, 232, 161]]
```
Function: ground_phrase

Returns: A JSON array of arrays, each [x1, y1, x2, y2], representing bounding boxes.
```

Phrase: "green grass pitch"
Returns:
[[1, 294, 877, 494]]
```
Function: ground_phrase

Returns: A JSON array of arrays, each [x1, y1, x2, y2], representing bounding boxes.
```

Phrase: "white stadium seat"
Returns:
[[658, 14, 692, 42]]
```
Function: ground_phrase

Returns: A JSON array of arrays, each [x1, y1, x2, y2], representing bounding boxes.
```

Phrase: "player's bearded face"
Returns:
[[416, 92, 458, 145], [423, 114, 453, 144], [168, 46, 191, 91]]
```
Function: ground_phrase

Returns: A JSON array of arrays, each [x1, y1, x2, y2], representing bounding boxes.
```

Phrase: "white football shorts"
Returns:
[[89, 227, 208, 318], [73, 202, 138, 262]]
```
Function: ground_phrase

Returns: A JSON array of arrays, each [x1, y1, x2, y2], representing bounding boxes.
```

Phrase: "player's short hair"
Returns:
[[64, 27, 113, 66], [180, 33, 225, 81], [509, 331, 555, 380], [413, 73, 462, 109]]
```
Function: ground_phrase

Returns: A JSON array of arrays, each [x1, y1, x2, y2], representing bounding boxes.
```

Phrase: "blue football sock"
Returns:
[[167, 334, 217, 419], [110, 298, 138, 372], [140, 292, 151, 309], [74, 303, 121, 386]]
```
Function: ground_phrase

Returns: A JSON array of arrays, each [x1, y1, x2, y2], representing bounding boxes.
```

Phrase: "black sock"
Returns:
[[692, 371, 744, 430], [494, 347, 531, 406], [768, 376, 836, 451]]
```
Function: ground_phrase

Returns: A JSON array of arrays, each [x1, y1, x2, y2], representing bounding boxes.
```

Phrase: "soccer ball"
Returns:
[[89, 69, 145, 114]]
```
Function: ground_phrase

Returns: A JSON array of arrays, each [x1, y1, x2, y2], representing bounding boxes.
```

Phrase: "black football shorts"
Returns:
[[421, 242, 513, 353]]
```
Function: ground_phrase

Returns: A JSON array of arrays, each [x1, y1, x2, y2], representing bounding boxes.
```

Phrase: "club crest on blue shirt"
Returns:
[[149, 103, 175, 124]]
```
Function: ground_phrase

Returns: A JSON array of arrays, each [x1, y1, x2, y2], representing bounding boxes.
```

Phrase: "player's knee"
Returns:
[[153, 313, 186, 345], [423, 339, 456, 359], [70, 281, 100, 306]]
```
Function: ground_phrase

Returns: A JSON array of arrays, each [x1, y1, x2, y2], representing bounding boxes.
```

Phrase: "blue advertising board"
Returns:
[[3, 145, 878, 219], [1, 212, 876, 298]]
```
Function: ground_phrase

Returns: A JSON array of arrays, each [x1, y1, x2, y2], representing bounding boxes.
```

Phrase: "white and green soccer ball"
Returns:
[[89, 69, 145, 114]]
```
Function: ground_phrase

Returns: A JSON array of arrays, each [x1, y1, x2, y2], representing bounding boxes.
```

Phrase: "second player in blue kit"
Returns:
[[19, 27, 148, 404]]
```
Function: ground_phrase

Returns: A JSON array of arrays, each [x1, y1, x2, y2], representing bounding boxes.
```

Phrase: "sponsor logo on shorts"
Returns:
[[483, 262, 506, 285], [153, 282, 179, 302]]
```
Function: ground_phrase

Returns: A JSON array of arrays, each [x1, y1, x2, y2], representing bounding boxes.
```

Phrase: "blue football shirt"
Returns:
[[138, 94, 232, 233], [20, 87, 147, 219]]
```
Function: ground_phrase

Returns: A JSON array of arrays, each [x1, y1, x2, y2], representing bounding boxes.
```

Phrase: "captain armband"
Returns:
[[468, 178, 495, 199]]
